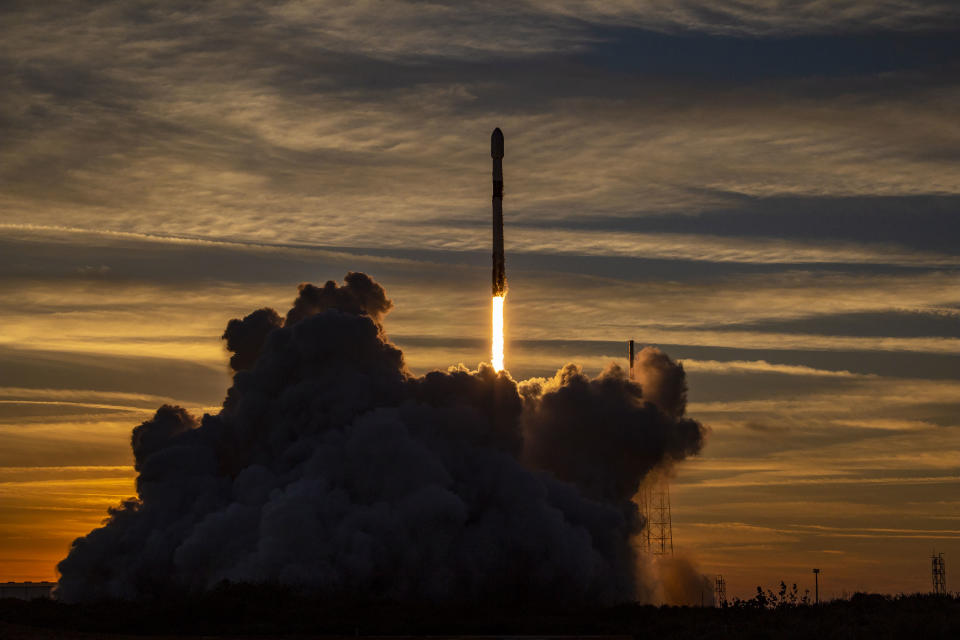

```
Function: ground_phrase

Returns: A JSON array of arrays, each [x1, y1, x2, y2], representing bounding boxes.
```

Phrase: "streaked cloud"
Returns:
[[3, 2, 960, 260], [533, 1, 960, 36], [683, 360, 867, 378]]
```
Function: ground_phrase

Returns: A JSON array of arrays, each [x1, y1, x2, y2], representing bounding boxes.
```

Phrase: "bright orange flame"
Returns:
[[492, 295, 505, 372]]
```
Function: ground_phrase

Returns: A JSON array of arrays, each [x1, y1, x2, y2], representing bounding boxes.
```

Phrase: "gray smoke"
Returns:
[[222, 308, 283, 372], [644, 554, 716, 607], [56, 273, 707, 604], [631, 346, 688, 419], [521, 363, 703, 504]]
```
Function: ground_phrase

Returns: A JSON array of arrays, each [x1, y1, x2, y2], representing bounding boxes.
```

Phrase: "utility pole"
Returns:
[[812, 568, 820, 604]]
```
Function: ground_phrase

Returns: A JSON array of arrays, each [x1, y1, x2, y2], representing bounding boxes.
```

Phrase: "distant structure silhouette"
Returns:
[[629, 340, 674, 556], [714, 575, 727, 607], [812, 568, 820, 604], [932, 552, 947, 595], [642, 484, 674, 555], [0, 582, 55, 600]]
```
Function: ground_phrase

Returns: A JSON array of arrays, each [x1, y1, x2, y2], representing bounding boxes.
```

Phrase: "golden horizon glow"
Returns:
[[492, 294, 505, 372]]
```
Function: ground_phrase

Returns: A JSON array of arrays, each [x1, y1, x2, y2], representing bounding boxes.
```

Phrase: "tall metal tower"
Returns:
[[642, 482, 674, 555], [932, 552, 947, 595], [715, 575, 727, 608], [629, 340, 674, 556]]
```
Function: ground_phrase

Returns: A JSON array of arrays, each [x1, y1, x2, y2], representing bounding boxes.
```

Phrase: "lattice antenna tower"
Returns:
[[629, 340, 674, 556], [715, 575, 727, 607], [932, 552, 946, 595]]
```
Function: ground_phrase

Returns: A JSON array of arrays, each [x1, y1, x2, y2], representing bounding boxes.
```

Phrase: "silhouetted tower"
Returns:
[[645, 483, 674, 555], [715, 575, 727, 608], [629, 340, 674, 556], [932, 552, 946, 595], [812, 568, 820, 604]]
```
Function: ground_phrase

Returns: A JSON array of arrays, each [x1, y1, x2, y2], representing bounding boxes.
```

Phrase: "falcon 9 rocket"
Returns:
[[491, 128, 506, 297]]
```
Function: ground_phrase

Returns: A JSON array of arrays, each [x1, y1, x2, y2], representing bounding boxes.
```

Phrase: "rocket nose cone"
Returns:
[[491, 128, 504, 158]]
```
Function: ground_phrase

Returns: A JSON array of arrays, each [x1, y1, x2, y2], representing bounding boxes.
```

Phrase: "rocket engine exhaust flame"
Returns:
[[491, 128, 506, 371], [492, 294, 505, 372]]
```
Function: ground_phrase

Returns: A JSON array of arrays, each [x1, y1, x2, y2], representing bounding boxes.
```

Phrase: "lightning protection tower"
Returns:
[[629, 340, 674, 556], [932, 552, 946, 595], [715, 575, 727, 608], [644, 482, 674, 555]]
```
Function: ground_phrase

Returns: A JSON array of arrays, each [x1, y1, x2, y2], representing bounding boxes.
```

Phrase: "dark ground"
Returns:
[[1, 588, 958, 639]]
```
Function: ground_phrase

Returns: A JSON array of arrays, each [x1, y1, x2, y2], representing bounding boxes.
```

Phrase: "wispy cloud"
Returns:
[[683, 360, 867, 377], [3, 3, 960, 263], [532, 1, 960, 36]]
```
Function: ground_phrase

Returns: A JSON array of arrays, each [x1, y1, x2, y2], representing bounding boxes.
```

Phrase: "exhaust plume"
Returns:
[[642, 554, 716, 607], [492, 294, 505, 372], [56, 273, 707, 605], [631, 346, 688, 419]]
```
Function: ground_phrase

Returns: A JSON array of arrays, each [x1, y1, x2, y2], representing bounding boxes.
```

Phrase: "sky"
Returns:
[[1, 0, 959, 600]]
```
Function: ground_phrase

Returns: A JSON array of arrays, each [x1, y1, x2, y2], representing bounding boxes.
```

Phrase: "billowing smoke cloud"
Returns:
[[221, 308, 283, 372], [285, 271, 393, 328], [521, 364, 704, 504], [632, 346, 688, 419], [57, 273, 707, 604], [222, 272, 390, 373]]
